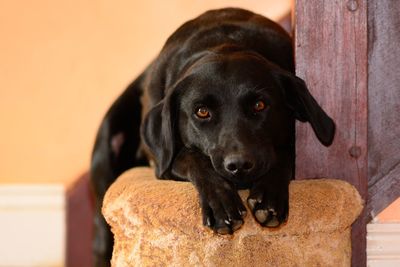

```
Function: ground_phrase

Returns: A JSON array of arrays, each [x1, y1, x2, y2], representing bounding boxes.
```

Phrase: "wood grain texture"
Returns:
[[367, 0, 400, 217], [294, 0, 368, 265]]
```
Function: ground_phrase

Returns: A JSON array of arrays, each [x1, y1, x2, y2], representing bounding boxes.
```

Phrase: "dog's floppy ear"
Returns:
[[278, 72, 335, 146], [141, 90, 180, 178]]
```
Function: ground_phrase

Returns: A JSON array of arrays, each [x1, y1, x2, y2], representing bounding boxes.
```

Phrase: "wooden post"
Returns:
[[294, 0, 368, 265], [367, 0, 400, 221]]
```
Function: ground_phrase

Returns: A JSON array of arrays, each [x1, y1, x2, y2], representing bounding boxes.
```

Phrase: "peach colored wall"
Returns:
[[0, 1, 290, 186], [376, 197, 400, 222]]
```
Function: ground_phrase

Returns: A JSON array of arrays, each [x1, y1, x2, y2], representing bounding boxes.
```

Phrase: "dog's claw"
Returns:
[[206, 217, 212, 227], [239, 209, 247, 218]]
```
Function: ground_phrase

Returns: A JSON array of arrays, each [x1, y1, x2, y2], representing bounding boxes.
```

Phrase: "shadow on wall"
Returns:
[[67, 172, 94, 267]]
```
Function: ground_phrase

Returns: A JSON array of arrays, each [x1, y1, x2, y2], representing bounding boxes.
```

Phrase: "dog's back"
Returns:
[[144, 8, 294, 106]]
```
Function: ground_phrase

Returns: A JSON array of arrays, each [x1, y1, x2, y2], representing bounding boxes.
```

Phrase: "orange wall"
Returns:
[[377, 198, 400, 222], [0, 1, 291, 186]]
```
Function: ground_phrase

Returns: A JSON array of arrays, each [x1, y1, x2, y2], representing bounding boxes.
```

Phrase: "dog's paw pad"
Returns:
[[265, 216, 280, 227], [215, 225, 232, 235], [253, 207, 282, 227], [231, 219, 244, 231], [255, 209, 269, 223]]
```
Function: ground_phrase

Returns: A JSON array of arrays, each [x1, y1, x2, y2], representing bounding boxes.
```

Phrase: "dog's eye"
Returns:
[[253, 100, 266, 112], [195, 106, 210, 119]]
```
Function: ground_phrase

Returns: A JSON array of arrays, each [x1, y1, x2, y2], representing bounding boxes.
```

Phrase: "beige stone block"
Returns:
[[103, 167, 363, 267]]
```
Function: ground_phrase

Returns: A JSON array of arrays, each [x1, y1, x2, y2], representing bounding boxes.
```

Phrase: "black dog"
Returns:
[[91, 8, 335, 266]]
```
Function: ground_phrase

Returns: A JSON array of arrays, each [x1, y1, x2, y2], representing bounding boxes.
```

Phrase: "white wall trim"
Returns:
[[0, 184, 65, 267], [367, 223, 400, 267]]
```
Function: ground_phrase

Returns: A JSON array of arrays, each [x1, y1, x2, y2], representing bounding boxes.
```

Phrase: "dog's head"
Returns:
[[142, 50, 335, 182]]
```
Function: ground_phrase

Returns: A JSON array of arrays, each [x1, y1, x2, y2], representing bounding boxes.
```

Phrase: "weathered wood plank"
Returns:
[[294, 0, 368, 265], [367, 0, 400, 217], [294, 0, 368, 189]]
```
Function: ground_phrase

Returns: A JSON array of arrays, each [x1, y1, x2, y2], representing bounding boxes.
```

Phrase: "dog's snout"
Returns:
[[224, 154, 255, 175]]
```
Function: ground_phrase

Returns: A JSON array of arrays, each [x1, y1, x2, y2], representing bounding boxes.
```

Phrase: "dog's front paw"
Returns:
[[247, 182, 289, 227], [199, 181, 247, 234]]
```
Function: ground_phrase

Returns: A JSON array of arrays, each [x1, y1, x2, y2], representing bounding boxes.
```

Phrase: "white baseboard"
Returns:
[[0, 184, 65, 267], [367, 223, 400, 267]]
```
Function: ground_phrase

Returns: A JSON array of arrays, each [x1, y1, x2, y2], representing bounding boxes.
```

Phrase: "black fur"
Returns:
[[91, 8, 335, 266]]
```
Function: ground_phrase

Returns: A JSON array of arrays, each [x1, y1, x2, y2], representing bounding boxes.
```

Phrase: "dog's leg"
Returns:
[[171, 148, 247, 234], [90, 76, 147, 267], [247, 149, 293, 228]]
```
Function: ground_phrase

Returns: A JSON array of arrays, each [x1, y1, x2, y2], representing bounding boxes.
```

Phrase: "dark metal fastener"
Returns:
[[347, 0, 358, 12], [349, 146, 362, 158]]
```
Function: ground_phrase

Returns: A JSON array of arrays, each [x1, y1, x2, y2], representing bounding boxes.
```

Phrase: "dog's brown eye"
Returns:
[[195, 106, 210, 119], [254, 100, 266, 112]]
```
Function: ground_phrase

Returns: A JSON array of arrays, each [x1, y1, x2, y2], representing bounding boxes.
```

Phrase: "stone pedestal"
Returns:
[[103, 167, 363, 267]]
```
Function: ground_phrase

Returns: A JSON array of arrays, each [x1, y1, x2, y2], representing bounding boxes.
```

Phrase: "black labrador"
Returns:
[[91, 8, 335, 266]]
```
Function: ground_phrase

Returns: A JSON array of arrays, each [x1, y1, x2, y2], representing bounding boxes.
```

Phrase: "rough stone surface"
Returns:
[[103, 167, 363, 267]]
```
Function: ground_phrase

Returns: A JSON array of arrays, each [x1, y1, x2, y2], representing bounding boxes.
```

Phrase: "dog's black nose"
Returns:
[[224, 154, 254, 175]]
